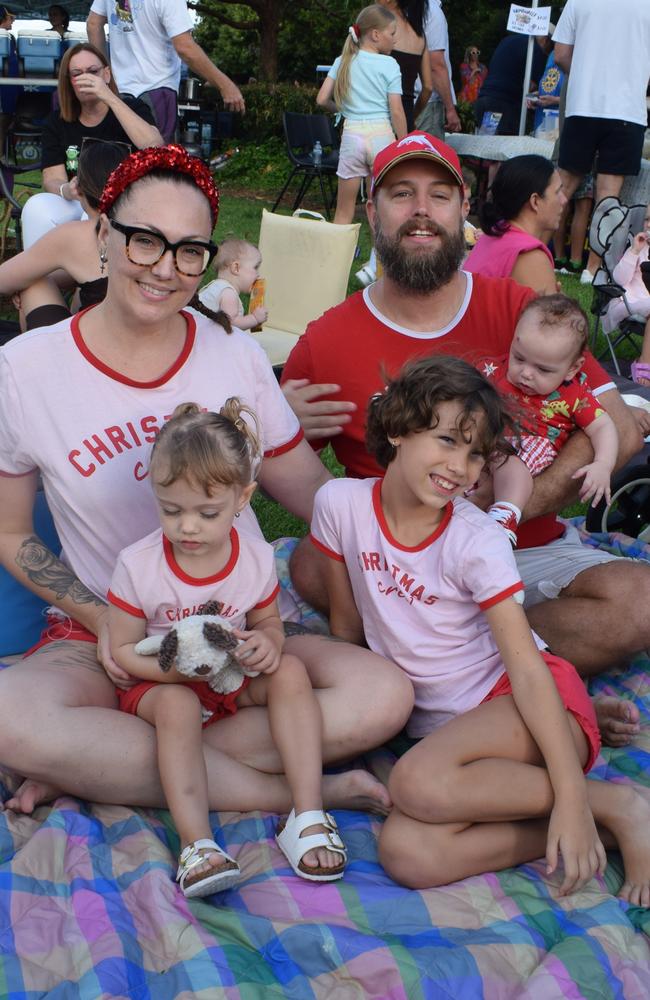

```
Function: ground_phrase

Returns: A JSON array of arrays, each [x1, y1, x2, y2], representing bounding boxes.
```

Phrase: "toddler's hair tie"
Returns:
[[348, 23, 360, 43]]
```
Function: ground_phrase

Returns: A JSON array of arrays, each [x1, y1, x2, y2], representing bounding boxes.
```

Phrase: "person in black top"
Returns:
[[474, 31, 552, 136], [21, 42, 162, 248]]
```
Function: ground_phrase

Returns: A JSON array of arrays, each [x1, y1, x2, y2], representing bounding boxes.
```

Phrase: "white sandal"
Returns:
[[176, 838, 240, 898], [275, 808, 347, 882]]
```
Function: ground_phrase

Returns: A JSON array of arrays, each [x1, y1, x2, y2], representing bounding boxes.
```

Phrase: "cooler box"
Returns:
[[63, 31, 88, 51], [16, 30, 62, 76], [0, 29, 13, 76]]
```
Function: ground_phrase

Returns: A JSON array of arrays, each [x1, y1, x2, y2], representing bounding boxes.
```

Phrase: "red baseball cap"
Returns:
[[371, 132, 463, 195]]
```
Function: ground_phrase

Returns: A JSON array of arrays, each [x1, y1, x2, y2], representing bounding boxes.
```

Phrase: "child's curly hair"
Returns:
[[366, 355, 516, 469]]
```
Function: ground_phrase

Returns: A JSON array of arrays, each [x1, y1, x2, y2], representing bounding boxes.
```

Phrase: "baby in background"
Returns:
[[199, 238, 268, 330], [486, 294, 618, 546]]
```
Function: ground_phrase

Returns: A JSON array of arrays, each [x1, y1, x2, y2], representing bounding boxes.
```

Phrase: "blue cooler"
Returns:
[[0, 28, 13, 76], [62, 31, 88, 52], [16, 30, 62, 77]]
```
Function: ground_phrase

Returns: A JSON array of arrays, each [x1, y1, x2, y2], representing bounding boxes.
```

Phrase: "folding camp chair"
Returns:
[[589, 196, 647, 375], [251, 208, 359, 369], [272, 112, 339, 220]]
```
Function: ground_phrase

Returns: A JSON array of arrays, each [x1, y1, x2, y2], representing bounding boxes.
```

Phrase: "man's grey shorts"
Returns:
[[515, 523, 619, 608]]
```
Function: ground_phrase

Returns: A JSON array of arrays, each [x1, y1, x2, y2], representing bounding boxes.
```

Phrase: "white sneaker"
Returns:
[[580, 268, 594, 285], [355, 263, 376, 286]]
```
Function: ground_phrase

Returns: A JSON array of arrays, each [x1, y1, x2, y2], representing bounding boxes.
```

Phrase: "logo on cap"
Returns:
[[396, 135, 437, 152]]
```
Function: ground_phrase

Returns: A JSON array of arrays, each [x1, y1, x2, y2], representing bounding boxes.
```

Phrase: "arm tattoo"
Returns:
[[15, 535, 105, 607]]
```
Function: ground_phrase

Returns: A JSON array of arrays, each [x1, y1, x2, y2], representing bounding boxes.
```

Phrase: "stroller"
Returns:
[[588, 196, 648, 376]]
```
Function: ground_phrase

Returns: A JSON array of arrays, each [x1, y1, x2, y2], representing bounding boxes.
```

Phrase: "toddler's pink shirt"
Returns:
[[108, 526, 279, 634]]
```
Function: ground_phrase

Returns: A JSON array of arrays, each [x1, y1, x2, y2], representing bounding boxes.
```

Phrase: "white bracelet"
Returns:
[[59, 183, 67, 200]]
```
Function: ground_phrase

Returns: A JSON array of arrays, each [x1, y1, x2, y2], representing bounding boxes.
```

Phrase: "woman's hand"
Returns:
[[282, 378, 356, 440], [233, 627, 281, 674], [546, 795, 607, 895], [73, 71, 113, 104], [96, 608, 139, 689]]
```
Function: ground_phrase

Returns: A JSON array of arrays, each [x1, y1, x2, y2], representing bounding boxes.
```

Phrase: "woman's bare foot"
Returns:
[[594, 696, 641, 747], [3, 778, 62, 813], [608, 784, 650, 907], [322, 768, 392, 816]]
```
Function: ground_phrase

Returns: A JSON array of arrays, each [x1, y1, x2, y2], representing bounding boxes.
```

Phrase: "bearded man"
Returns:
[[281, 132, 649, 745]]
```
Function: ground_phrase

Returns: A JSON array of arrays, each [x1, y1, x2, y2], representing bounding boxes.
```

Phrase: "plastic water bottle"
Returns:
[[200, 123, 212, 161], [312, 140, 322, 167]]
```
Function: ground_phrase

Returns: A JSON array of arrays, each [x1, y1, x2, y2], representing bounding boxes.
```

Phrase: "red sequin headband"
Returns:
[[98, 144, 220, 222]]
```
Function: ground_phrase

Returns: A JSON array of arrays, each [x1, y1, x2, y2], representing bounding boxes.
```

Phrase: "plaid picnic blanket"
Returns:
[[1, 523, 650, 999]]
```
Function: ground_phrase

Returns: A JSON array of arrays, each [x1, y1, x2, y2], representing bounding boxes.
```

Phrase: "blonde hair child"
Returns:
[[317, 4, 408, 224], [108, 400, 347, 898]]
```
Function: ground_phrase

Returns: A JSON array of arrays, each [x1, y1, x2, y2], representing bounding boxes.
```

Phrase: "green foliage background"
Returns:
[[195, 1, 569, 86]]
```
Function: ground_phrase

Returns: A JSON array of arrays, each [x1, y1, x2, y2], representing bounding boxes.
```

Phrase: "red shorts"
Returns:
[[483, 651, 601, 773], [117, 676, 251, 729], [516, 433, 557, 476], [25, 615, 97, 656]]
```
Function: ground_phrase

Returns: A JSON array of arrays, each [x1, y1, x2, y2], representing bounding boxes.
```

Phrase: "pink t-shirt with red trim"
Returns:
[[310, 477, 545, 737], [108, 526, 279, 634], [0, 307, 302, 601]]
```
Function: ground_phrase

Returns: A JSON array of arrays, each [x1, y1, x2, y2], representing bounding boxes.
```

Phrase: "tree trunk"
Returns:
[[257, 0, 281, 82]]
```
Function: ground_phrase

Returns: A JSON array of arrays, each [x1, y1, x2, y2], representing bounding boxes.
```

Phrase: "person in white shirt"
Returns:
[[87, 0, 245, 142], [553, 0, 650, 270]]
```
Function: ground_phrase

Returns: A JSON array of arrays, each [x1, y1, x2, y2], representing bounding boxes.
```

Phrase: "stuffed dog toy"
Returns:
[[134, 601, 259, 694]]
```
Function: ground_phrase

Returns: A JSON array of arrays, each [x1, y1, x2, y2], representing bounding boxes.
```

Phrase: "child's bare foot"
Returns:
[[181, 848, 238, 889], [300, 823, 346, 871], [3, 778, 62, 813], [609, 784, 650, 907], [176, 839, 240, 897], [322, 768, 392, 816], [594, 696, 641, 747]]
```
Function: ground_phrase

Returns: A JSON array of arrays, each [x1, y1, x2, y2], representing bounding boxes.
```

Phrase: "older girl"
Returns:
[[317, 4, 407, 223]]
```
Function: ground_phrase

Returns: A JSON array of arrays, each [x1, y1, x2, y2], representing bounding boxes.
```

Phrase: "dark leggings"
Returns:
[[24, 303, 71, 331]]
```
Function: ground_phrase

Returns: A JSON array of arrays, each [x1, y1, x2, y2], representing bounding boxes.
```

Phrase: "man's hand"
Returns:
[[445, 106, 461, 132], [219, 80, 245, 113], [282, 378, 357, 440], [629, 403, 650, 437]]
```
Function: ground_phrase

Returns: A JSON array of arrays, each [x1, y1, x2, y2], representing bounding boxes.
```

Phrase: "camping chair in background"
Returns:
[[272, 112, 339, 220], [252, 208, 359, 369], [0, 89, 53, 256], [589, 197, 647, 374]]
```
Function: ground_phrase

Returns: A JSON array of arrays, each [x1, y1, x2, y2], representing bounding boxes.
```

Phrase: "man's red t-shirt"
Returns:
[[282, 273, 614, 548]]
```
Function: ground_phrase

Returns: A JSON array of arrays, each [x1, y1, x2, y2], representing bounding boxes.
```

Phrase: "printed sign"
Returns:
[[507, 4, 552, 36]]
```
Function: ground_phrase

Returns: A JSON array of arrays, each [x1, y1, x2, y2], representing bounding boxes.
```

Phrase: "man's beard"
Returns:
[[374, 216, 466, 294]]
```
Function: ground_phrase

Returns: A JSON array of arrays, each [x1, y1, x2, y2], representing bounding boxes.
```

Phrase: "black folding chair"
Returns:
[[0, 90, 51, 254], [271, 112, 339, 220]]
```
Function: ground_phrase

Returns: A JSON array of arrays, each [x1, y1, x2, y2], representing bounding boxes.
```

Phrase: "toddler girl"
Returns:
[[486, 294, 618, 545], [316, 4, 407, 224], [310, 355, 650, 905], [108, 401, 346, 898]]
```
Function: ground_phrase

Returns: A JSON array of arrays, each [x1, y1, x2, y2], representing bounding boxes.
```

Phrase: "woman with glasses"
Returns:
[[458, 45, 488, 105], [0, 145, 408, 822], [21, 43, 163, 249]]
